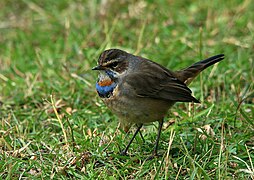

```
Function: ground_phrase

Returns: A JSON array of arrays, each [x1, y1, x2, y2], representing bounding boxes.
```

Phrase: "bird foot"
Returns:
[[120, 150, 128, 156], [146, 152, 160, 160]]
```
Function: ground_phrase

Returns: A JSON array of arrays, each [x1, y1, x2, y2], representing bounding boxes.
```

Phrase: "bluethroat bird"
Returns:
[[92, 49, 224, 157]]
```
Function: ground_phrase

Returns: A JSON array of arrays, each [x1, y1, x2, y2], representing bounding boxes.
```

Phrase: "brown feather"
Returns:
[[122, 58, 200, 103], [175, 54, 225, 84]]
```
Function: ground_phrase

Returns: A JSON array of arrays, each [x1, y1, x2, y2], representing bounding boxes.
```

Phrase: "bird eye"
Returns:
[[109, 62, 118, 68]]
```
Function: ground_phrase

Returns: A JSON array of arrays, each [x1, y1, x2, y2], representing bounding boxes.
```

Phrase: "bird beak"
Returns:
[[92, 65, 105, 70]]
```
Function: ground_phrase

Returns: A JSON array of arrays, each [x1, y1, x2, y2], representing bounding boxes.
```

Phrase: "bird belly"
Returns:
[[103, 86, 174, 125]]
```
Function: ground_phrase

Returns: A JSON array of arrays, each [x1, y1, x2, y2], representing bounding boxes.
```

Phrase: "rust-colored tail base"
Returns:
[[176, 54, 225, 84]]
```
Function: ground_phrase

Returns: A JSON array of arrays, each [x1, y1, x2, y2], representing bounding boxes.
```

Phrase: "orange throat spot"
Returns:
[[98, 79, 113, 86]]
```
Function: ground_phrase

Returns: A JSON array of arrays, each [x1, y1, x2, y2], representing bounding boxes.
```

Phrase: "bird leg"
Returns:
[[152, 120, 163, 157], [138, 125, 145, 143], [121, 124, 143, 155]]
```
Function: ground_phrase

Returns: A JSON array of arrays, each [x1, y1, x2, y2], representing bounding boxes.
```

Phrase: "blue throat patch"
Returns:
[[96, 82, 117, 98]]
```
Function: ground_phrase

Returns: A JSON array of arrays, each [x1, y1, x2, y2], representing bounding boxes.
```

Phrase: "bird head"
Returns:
[[92, 49, 129, 79]]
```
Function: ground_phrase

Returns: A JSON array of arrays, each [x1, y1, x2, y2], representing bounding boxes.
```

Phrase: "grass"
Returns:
[[0, 0, 253, 179]]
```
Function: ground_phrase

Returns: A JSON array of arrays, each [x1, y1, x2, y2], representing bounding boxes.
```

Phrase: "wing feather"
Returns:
[[123, 60, 199, 103]]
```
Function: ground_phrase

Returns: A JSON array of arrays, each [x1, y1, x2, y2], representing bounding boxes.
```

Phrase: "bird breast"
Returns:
[[96, 74, 117, 98]]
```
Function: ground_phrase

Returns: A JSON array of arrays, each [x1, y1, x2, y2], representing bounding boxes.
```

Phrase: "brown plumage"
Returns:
[[93, 49, 225, 157]]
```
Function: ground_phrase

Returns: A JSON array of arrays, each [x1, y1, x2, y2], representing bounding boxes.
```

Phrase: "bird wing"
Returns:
[[123, 60, 199, 103]]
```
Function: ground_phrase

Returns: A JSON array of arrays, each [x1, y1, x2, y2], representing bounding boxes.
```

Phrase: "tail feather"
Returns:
[[175, 54, 225, 84]]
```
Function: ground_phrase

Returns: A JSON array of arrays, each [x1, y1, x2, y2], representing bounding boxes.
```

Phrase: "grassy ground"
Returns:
[[0, 0, 253, 179]]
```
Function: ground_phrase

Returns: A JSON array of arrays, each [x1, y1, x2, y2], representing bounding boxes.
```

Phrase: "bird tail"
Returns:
[[175, 54, 225, 84]]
